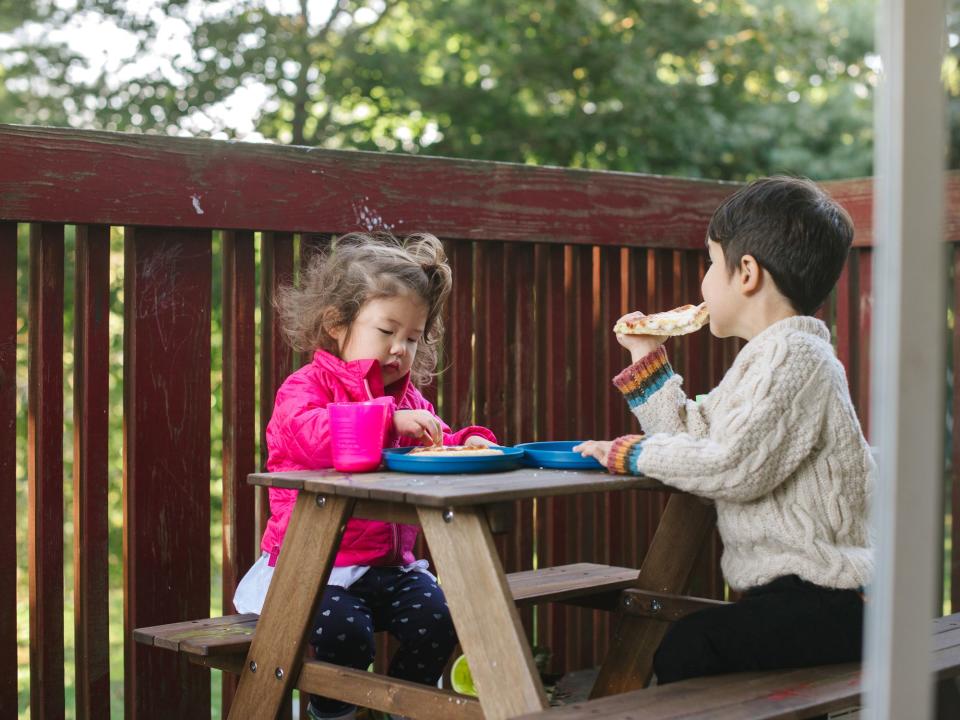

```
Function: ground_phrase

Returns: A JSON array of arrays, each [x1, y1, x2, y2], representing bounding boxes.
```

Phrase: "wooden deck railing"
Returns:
[[1, 124, 958, 719]]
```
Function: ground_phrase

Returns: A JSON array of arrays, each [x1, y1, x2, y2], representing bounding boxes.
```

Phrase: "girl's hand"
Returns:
[[394, 409, 442, 446], [615, 312, 667, 363], [464, 435, 493, 448], [573, 440, 613, 468]]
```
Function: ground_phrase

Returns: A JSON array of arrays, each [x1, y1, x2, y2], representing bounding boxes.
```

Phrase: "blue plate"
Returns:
[[382, 446, 523, 474], [514, 441, 603, 470]]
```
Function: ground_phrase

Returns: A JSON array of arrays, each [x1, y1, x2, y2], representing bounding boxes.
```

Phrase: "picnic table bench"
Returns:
[[134, 466, 960, 719], [516, 612, 960, 719]]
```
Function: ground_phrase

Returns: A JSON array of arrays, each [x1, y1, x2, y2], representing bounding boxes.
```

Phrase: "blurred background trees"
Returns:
[[0, 0, 892, 180]]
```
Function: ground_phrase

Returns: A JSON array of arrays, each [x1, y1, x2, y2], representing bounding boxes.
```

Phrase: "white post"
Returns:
[[864, 1, 946, 718]]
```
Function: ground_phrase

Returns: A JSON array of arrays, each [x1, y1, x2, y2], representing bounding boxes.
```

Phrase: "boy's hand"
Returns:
[[573, 440, 613, 468], [464, 435, 493, 448], [394, 410, 442, 446], [615, 312, 667, 363]]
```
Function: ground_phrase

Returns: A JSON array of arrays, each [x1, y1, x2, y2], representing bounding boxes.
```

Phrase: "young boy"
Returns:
[[576, 176, 873, 684]]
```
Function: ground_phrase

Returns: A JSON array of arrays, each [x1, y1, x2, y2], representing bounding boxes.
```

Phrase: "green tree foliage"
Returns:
[[0, 0, 885, 180]]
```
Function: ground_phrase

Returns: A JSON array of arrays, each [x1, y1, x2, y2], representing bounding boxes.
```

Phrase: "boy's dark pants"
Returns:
[[654, 574, 864, 685]]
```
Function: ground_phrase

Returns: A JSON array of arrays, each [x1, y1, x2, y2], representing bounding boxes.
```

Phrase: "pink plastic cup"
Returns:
[[328, 400, 391, 473]]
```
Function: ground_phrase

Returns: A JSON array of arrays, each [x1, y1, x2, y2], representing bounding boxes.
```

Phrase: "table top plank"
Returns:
[[248, 467, 668, 507]]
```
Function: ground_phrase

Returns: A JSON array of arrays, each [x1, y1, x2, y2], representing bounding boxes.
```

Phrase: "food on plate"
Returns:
[[408, 445, 504, 458], [613, 303, 709, 336]]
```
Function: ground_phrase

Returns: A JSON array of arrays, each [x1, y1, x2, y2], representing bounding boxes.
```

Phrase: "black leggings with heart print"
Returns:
[[308, 567, 458, 715]]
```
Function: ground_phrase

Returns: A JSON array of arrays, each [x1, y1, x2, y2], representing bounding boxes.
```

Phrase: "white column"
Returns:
[[864, 1, 946, 718]]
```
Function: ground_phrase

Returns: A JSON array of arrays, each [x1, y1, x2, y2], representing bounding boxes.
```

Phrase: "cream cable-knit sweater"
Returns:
[[609, 315, 874, 591]]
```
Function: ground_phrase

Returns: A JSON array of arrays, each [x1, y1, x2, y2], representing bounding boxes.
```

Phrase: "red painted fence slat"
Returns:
[[571, 244, 598, 669], [221, 229, 258, 716], [600, 246, 623, 442], [474, 241, 511, 568], [73, 224, 112, 720], [28, 222, 65, 720], [258, 232, 295, 541], [0, 222, 17, 719], [446, 240, 475, 428], [476, 241, 507, 441], [534, 243, 571, 673], [222, 229, 258, 596], [124, 227, 211, 720], [505, 242, 537, 637]]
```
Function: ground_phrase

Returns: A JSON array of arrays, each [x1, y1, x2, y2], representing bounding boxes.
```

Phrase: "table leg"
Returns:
[[419, 505, 549, 720], [228, 492, 354, 719], [590, 493, 715, 698]]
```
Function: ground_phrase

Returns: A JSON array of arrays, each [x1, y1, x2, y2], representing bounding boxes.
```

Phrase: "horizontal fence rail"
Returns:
[[1, 124, 959, 719]]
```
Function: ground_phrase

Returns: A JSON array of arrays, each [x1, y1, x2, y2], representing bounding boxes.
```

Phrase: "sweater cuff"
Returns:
[[607, 434, 646, 475], [612, 347, 675, 410]]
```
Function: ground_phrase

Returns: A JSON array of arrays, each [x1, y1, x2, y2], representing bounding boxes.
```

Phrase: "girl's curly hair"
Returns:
[[276, 232, 452, 386]]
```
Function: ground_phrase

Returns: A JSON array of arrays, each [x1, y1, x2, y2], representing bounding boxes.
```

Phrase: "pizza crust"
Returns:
[[408, 445, 504, 458], [613, 303, 709, 337]]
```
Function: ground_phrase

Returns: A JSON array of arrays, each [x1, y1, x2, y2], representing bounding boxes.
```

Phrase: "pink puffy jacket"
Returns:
[[260, 349, 497, 566]]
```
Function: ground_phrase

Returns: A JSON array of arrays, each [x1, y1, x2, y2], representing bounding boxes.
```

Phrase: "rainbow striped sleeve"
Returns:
[[607, 434, 646, 475], [612, 346, 675, 410]]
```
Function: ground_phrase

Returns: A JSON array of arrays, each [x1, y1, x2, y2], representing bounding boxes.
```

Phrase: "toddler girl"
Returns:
[[234, 232, 496, 720]]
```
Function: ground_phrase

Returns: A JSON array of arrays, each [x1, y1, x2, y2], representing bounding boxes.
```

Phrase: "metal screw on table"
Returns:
[[651, 599, 662, 614], [249, 661, 257, 673], [623, 595, 634, 608], [443, 508, 454, 523], [275, 667, 285, 679], [316, 495, 326, 508]]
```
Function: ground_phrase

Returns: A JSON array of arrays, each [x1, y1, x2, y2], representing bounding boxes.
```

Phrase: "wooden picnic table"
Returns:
[[227, 466, 716, 720]]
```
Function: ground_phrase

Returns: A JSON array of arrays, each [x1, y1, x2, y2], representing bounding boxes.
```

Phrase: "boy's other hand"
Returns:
[[615, 312, 667, 363], [573, 440, 613, 468], [394, 409, 442, 446]]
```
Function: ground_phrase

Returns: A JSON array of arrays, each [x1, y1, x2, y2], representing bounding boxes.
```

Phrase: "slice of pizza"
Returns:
[[408, 445, 504, 458], [613, 303, 709, 337]]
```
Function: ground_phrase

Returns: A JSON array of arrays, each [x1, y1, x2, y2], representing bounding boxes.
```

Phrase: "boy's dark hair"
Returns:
[[707, 176, 854, 315]]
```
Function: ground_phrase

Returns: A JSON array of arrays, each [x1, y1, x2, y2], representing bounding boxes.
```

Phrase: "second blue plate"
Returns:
[[514, 441, 603, 470]]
